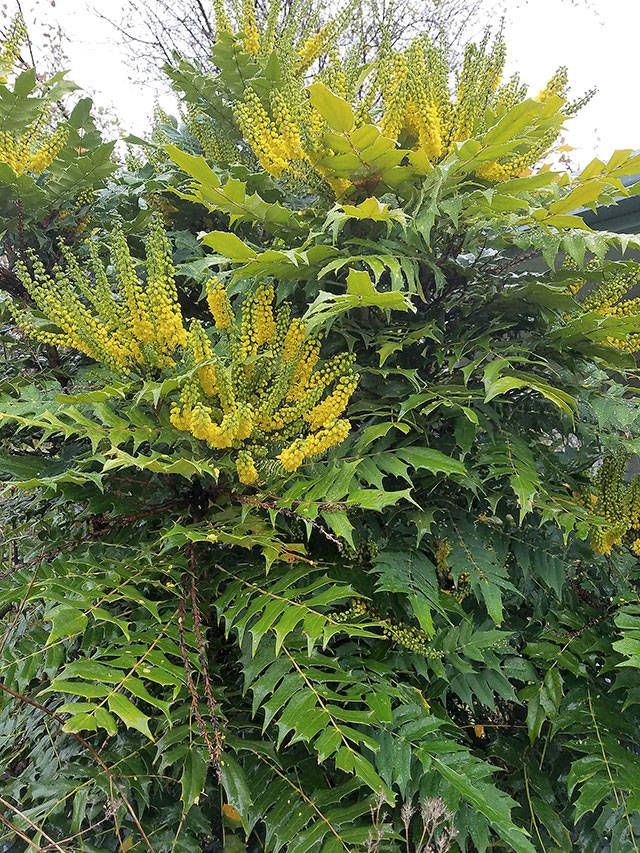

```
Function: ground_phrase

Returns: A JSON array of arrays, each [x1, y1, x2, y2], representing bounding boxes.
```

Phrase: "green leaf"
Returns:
[[220, 754, 253, 833], [434, 760, 535, 853], [304, 269, 413, 331], [201, 230, 257, 260], [107, 693, 154, 740], [308, 82, 354, 133], [46, 607, 88, 645], [181, 748, 209, 813]]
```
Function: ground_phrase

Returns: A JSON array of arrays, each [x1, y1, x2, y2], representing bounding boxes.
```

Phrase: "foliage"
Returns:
[[1, 4, 640, 852]]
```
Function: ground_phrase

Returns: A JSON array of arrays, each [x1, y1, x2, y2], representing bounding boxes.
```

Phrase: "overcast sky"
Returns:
[[6, 0, 639, 168]]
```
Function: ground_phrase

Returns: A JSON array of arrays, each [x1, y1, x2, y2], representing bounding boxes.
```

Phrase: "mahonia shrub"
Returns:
[[3, 3, 640, 852], [0, 11, 116, 303], [11, 221, 358, 485]]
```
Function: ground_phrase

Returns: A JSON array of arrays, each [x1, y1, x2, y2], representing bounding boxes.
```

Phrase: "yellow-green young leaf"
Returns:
[[533, 213, 590, 230], [307, 82, 354, 133], [107, 693, 154, 740], [340, 197, 406, 224], [166, 145, 302, 232], [63, 712, 97, 734], [482, 97, 559, 147], [46, 607, 88, 645], [547, 179, 610, 215], [304, 269, 413, 330], [201, 230, 257, 260], [345, 268, 411, 309], [165, 143, 220, 187]]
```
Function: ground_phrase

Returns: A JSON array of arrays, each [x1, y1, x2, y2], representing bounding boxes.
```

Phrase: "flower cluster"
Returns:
[[296, 6, 353, 72], [14, 221, 186, 373], [195, 0, 582, 192], [0, 13, 27, 82], [370, 29, 570, 180], [241, 0, 260, 55], [333, 599, 444, 659], [587, 454, 640, 556], [0, 108, 68, 176], [235, 87, 305, 177], [170, 279, 358, 482], [574, 266, 640, 353]]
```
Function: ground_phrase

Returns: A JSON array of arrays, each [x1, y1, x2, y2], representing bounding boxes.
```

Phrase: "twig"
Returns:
[[0, 811, 43, 850], [0, 796, 67, 852], [187, 547, 222, 775], [235, 494, 344, 550], [178, 571, 221, 774], [0, 682, 155, 851]]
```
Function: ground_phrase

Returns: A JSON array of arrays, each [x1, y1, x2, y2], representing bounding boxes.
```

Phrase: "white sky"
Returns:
[[6, 0, 640, 167]]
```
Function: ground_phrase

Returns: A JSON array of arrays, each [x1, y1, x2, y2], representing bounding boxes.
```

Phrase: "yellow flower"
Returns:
[[236, 450, 259, 484]]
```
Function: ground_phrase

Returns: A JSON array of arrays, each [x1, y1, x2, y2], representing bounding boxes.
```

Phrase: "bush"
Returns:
[[1, 4, 640, 850]]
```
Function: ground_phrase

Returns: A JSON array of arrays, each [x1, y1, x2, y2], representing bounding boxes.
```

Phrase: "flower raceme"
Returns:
[[12, 226, 358, 484], [0, 13, 27, 83], [171, 279, 358, 483], [13, 221, 187, 372], [0, 108, 68, 176], [565, 260, 640, 353], [588, 454, 640, 557], [189, 0, 590, 192]]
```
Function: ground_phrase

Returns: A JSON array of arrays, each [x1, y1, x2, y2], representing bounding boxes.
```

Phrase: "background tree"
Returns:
[[96, 0, 488, 83]]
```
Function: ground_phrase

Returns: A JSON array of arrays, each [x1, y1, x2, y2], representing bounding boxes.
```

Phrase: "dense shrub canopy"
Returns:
[[2, 3, 640, 851]]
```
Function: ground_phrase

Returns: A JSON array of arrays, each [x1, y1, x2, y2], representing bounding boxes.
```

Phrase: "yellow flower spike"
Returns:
[[111, 228, 154, 347], [537, 66, 569, 103], [302, 419, 351, 458], [187, 321, 217, 397], [282, 318, 306, 361], [270, 90, 305, 163], [145, 219, 187, 353], [253, 283, 276, 346], [241, 0, 260, 56], [207, 277, 234, 330], [476, 160, 512, 182], [235, 88, 291, 177], [213, 0, 233, 38], [0, 14, 28, 82], [288, 339, 320, 401], [236, 450, 259, 484], [297, 25, 332, 71], [27, 124, 68, 174], [304, 373, 358, 431], [279, 440, 306, 472], [235, 404, 254, 440]]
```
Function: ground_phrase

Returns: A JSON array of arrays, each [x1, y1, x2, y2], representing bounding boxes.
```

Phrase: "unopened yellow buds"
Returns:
[[0, 14, 27, 82], [14, 222, 185, 373], [0, 114, 68, 176], [585, 453, 640, 556], [171, 280, 358, 481]]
